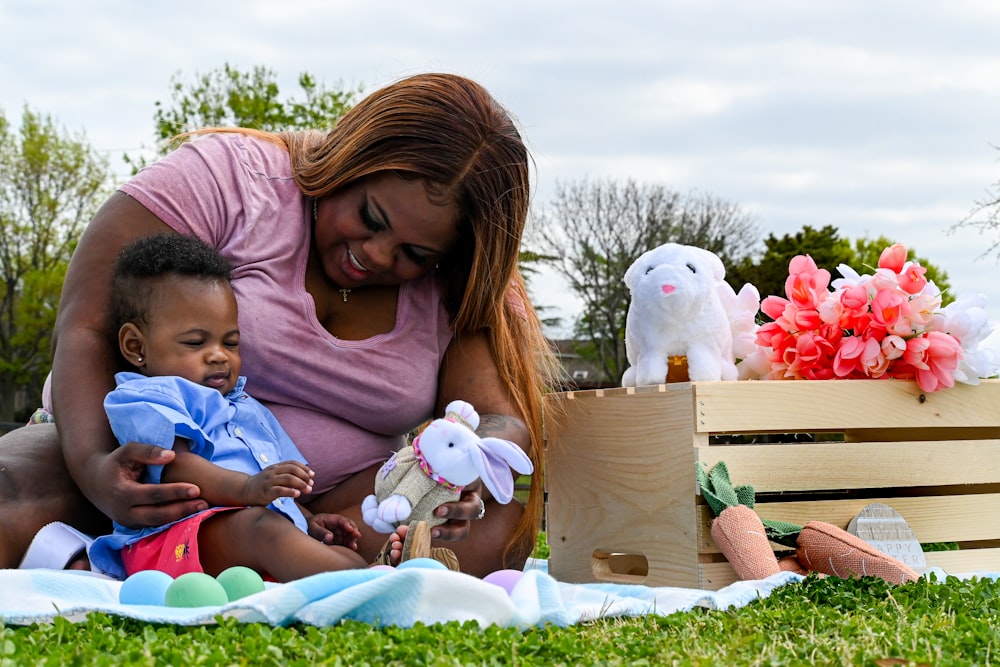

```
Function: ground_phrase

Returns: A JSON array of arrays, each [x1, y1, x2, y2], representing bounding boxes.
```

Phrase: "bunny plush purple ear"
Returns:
[[471, 438, 534, 504]]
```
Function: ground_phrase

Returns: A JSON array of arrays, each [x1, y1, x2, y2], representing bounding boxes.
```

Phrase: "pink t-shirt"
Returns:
[[119, 133, 454, 495]]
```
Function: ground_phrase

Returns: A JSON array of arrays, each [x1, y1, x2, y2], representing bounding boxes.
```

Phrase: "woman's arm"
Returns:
[[431, 331, 530, 535], [51, 192, 209, 528], [437, 331, 530, 453]]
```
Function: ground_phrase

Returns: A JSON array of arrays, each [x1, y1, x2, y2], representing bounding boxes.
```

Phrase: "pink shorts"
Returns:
[[122, 507, 241, 577]]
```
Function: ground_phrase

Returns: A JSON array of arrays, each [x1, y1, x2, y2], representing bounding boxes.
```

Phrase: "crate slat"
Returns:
[[693, 380, 1000, 432], [697, 440, 1000, 491]]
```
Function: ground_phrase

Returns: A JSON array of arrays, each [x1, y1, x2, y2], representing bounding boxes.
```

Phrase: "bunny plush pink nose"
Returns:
[[662, 284, 676, 294]]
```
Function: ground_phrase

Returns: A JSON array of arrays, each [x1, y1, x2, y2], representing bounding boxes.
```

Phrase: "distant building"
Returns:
[[548, 339, 617, 390]]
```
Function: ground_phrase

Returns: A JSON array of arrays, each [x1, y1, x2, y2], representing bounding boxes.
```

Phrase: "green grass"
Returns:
[[2, 535, 996, 666], [2, 574, 999, 665]]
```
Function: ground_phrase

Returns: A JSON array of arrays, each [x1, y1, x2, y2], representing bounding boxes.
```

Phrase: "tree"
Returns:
[[954, 148, 1000, 261], [728, 225, 854, 304], [0, 108, 112, 420], [126, 63, 359, 167], [530, 178, 761, 384], [729, 226, 952, 311]]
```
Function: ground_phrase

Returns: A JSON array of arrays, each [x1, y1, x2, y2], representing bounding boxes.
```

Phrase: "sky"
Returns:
[[3, 0, 1000, 345]]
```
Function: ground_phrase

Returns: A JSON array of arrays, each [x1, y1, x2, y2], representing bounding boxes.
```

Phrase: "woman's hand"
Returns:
[[93, 443, 209, 529], [430, 484, 488, 541]]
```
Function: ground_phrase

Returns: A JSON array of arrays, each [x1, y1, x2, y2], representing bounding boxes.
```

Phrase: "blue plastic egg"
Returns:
[[119, 569, 175, 606], [397, 557, 449, 571]]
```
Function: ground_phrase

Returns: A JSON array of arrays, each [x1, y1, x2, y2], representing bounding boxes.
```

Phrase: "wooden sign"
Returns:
[[847, 502, 927, 572]]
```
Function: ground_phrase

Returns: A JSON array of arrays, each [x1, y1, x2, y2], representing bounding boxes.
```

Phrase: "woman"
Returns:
[[0, 73, 557, 577]]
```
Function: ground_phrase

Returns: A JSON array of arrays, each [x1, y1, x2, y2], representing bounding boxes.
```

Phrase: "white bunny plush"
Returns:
[[361, 400, 534, 534], [621, 243, 760, 386]]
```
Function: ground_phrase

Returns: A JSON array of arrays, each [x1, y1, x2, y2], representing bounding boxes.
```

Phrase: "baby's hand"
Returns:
[[309, 513, 361, 550], [242, 461, 314, 506]]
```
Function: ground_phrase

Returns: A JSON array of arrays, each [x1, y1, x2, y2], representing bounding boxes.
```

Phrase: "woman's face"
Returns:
[[312, 172, 460, 288]]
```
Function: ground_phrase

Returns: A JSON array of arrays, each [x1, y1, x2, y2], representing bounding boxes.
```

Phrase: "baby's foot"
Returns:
[[371, 525, 406, 567]]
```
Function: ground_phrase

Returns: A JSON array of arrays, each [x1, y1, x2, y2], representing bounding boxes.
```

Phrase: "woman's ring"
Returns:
[[475, 496, 486, 520]]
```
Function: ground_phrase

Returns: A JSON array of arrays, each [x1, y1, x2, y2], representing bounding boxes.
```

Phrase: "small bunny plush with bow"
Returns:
[[361, 400, 534, 534], [621, 243, 759, 386]]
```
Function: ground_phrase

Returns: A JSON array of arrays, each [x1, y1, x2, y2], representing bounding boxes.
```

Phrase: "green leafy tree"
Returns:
[[518, 248, 563, 331], [0, 108, 111, 420], [127, 63, 359, 168], [531, 178, 761, 384], [730, 226, 952, 311], [729, 225, 854, 303]]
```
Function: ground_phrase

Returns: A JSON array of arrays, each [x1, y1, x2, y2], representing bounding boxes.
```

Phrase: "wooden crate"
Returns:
[[543, 379, 1000, 589]]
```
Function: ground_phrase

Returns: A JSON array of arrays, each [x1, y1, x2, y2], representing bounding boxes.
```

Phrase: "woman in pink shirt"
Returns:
[[0, 73, 557, 577]]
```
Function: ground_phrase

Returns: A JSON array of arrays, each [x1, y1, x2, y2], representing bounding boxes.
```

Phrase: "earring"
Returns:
[[136, 356, 144, 363]]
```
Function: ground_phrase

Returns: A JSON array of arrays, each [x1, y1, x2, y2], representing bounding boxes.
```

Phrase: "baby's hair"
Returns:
[[111, 233, 233, 333]]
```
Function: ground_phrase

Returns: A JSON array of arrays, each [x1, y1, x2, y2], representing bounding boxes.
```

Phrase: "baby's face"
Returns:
[[141, 277, 241, 394]]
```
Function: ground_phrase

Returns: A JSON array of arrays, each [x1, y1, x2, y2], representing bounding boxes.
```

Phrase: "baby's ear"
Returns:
[[118, 322, 146, 368]]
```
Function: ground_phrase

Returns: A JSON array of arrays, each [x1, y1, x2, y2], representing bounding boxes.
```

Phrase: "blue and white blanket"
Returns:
[[7, 560, 986, 628], [0, 562, 804, 628]]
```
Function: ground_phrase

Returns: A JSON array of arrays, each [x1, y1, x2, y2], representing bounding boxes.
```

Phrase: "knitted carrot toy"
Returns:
[[697, 461, 919, 584]]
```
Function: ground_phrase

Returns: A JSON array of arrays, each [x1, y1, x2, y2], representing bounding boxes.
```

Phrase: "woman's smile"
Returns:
[[313, 172, 459, 289]]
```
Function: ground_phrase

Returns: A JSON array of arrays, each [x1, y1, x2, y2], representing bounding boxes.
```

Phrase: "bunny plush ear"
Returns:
[[471, 438, 534, 504], [623, 246, 659, 292], [688, 245, 726, 283]]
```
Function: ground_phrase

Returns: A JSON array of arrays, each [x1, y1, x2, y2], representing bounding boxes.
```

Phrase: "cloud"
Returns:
[[3, 0, 1000, 346]]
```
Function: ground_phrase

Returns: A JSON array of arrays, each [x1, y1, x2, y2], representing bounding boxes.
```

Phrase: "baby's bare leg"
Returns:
[[0, 424, 109, 567], [197, 507, 368, 582]]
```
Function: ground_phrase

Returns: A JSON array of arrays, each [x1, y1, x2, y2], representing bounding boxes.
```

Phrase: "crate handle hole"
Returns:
[[591, 548, 649, 584]]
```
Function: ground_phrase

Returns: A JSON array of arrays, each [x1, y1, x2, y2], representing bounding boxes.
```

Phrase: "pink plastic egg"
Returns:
[[483, 569, 524, 595]]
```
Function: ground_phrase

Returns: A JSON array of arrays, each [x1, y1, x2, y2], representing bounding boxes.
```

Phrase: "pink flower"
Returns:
[[785, 255, 831, 309], [898, 262, 928, 295], [792, 331, 838, 380], [833, 336, 869, 378], [878, 244, 908, 273], [760, 295, 789, 322], [750, 243, 982, 392], [839, 283, 869, 311], [870, 288, 910, 335], [902, 331, 963, 393]]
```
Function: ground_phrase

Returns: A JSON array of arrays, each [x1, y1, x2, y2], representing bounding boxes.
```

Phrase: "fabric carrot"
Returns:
[[697, 461, 918, 584]]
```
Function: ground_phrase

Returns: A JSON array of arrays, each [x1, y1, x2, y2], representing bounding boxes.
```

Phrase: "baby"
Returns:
[[88, 233, 403, 580]]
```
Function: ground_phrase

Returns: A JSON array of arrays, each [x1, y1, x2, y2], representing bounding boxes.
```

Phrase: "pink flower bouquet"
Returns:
[[747, 244, 998, 392]]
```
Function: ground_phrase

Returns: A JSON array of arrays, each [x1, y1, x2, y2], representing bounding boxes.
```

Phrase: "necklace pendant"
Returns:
[[339, 288, 351, 302]]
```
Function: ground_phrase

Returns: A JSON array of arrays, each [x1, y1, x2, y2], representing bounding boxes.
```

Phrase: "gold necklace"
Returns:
[[314, 197, 352, 303]]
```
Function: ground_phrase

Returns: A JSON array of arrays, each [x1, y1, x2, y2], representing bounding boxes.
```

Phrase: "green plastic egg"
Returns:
[[217, 566, 266, 601], [164, 572, 229, 608]]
